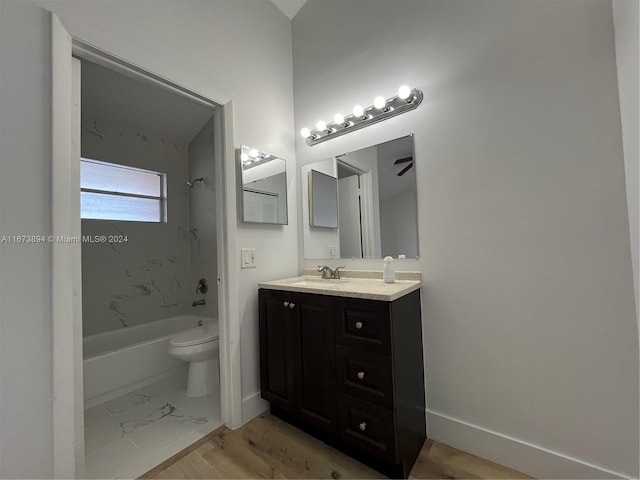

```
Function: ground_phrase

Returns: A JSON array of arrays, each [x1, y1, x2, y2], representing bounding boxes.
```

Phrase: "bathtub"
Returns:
[[83, 314, 215, 408]]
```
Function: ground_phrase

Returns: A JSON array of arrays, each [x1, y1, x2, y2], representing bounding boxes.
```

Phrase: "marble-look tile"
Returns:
[[85, 377, 221, 479], [127, 410, 205, 455], [111, 387, 192, 434], [84, 405, 110, 428], [128, 391, 219, 446], [114, 462, 153, 480], [102, 389, 155, 415], [84, 417, 124, 455], [143, 372, 186, 396], [85, 437, 145, 479], [172, 390, 221, 419]]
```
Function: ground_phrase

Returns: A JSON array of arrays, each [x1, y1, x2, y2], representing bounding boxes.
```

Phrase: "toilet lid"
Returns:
[[170, 324, 219, 347]]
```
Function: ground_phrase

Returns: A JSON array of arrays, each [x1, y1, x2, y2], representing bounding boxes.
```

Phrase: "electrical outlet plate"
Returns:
[[241, 248, 257, 268]]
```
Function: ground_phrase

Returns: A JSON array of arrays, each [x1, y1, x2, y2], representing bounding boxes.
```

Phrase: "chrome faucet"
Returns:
[[317, 265, 345, 279]]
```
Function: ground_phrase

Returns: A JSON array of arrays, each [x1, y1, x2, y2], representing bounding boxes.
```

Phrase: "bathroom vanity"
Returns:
[[258, 273, 425, 478]]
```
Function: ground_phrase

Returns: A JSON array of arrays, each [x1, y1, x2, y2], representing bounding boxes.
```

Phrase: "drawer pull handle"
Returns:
[[289, 303, 296, 309], [359, 422, 367, 431], [357, 371, 365, 380], [283, 301, 289, 307], [355, 321, 363, 330]]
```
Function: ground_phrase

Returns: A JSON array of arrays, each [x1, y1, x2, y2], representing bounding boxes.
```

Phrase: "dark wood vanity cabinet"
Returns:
[[259, 288, 425, 478], [259, 290, 337, 432]]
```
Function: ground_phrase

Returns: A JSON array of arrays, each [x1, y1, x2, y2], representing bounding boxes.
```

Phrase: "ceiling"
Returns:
[[270, 0, 308, 20], [81, 59, 215, 145]]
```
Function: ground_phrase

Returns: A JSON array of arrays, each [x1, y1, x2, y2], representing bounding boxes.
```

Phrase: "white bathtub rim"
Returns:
[[83, 314, 216, 360]]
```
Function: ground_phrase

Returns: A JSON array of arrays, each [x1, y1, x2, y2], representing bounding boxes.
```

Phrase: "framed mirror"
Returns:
[[240, 145, 288, 225], [302, 135, 418, 259]]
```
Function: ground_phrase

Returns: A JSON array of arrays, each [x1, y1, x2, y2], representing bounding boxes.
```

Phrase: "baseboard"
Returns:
[[427, 411, 629, 479], [241, 391, 269, 425]]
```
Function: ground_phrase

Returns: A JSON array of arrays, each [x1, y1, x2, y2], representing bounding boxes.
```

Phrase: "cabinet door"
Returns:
[[295, 293, 338, 433], [259, 289, 297, 411]]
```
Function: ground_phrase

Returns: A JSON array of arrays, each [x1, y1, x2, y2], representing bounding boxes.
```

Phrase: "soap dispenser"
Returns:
[[383, 256, 395, 283]]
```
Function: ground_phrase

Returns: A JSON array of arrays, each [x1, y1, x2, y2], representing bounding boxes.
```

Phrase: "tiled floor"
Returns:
[[84, 375, 221, 479]]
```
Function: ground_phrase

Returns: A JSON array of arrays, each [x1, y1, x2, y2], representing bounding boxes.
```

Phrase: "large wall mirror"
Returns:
[[240, 145, 288, 225], [302, 135, 419, 259]]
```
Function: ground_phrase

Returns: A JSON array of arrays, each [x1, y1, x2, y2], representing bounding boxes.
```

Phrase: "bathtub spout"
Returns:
[[192, 299, 206, 307]]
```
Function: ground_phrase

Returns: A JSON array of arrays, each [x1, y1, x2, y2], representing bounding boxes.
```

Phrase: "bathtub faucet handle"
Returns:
[[196, 278, 208, 294]]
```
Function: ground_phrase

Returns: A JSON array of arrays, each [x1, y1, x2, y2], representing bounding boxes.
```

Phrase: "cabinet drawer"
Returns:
[[335, 299, 391, 353], [337, 393, 397, 461], [336, 345, 393, 407]]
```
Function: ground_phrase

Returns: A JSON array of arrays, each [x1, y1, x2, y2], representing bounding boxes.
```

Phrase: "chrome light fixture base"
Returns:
[[304, 88, 423, 146]]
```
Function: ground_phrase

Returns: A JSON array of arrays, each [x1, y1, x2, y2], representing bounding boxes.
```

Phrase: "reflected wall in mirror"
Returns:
[[240, 145, 288, 225], [309, 169, 338, 228], [302, 135, 418, 259]]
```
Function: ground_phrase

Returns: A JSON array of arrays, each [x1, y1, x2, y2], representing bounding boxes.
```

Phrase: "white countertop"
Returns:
[[258, 272, 421, 301]]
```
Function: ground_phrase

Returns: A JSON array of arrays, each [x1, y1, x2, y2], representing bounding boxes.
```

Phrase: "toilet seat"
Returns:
[[170, 324, 219, 347]]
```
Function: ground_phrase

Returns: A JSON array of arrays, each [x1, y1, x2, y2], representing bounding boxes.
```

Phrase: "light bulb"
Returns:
[[374, 96, 386, 110], [398, 85, 412, 100], [300, 127, 311, 138], [334, 113, 345, 125], [249, 148, 259, 158], [353, 105, 364, 118], [316, 120, 327, 131], [240, 152, 249, 162]]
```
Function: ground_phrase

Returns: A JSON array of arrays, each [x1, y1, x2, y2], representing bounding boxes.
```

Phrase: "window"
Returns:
[[80, 158, 167, 222]]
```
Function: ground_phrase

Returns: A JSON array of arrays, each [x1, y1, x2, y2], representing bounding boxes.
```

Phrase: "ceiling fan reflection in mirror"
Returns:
[[394, 156, 414, 176]]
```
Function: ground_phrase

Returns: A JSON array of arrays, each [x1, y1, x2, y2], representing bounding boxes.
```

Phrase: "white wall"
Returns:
[[0, 3, 54, 477], [293, 0, 638, 477], [613, 0, 639, 325], [379, 188, 418, 258], [0, 0, 296, 477]]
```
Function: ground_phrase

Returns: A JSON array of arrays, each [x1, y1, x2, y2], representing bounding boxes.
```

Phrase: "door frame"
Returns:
[[335, 159, 377, 258], [52, 13, 242, 478]]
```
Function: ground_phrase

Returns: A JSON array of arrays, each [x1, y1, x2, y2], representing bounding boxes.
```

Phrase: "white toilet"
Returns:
[[168, 322, 219, 397]]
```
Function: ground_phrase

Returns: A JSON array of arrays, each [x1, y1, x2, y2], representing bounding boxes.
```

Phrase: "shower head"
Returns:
[[186, 177, 204, 188]]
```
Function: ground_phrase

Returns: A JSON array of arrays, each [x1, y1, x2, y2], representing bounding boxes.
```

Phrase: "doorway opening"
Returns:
[[52, 16, 241, 478], [78, 57, 222, 478], [337, 161, 365, 258]]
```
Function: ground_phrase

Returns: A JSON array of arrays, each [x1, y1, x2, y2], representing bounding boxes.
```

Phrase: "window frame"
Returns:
[[80, 157, 168, 223]]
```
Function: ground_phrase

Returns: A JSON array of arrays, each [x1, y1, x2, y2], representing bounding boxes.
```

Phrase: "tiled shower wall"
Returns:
[[187, 117, 217, 319], [81, 115, 215, 336]]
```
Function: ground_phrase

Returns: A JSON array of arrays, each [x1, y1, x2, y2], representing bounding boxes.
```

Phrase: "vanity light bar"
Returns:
[[240, 145, 274, 169], [300, 86, 423, 146]]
